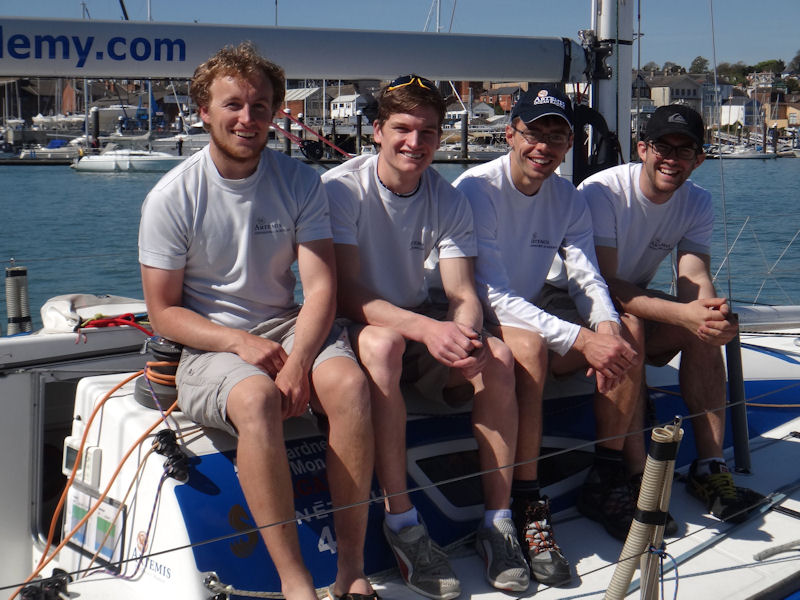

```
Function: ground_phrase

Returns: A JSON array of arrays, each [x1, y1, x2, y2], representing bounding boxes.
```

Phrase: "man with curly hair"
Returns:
[[139, 43, 376, 600]]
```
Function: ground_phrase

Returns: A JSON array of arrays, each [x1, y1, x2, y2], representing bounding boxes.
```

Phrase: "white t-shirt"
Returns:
[[454, 154, 618, 356], [322, 154, 476, 309], [578, 162, 712, 288], [138, 146, 332, 330]]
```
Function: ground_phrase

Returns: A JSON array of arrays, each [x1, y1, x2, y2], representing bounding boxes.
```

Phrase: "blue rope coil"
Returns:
[[649, 543, 679, 600]]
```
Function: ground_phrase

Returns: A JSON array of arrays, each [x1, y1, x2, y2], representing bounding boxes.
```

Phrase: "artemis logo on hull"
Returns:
[[0, 26, 186, 68]]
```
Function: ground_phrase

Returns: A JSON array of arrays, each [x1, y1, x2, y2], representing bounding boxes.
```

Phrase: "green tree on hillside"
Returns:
[[754, 59, 786, 74], [717, 61, 748, 84], [689, 56, 709, 73], [789, 50, 800, 73], [662, 61, 685, 74]]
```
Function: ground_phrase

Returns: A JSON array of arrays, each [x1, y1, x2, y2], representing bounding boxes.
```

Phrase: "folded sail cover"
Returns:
[[0, 17, 587, 82]]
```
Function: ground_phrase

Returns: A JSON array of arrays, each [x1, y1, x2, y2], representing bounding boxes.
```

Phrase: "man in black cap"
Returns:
[[578, 104, 760, 531], [453, 86, 636, 583]]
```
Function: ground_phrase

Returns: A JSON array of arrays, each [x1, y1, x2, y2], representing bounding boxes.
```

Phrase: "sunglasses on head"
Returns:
[[386, 74, 436, 92]]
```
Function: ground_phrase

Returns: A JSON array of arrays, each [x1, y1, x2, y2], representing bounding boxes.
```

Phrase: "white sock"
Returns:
[[695, 457, 726, 476], [483, 508, 512, 528], [385, 507, 419, 533]]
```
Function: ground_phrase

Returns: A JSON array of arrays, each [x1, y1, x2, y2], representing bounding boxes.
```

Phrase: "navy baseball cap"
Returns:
[[510, 86, 574, 129], [644, 104, 704, 148]]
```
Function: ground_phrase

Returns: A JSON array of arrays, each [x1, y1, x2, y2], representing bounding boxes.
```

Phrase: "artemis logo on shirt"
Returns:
[[409, 240, 425, 251], [254, 218, 289, 235], [649, 238, 673, 252], [529, 233, 555, 249]]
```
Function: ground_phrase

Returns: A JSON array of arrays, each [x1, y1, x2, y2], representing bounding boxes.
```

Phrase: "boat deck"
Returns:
[[372, 418, 800, 600]]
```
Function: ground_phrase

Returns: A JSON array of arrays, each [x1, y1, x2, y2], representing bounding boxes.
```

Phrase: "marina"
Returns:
[[3, 3, 800, 600]]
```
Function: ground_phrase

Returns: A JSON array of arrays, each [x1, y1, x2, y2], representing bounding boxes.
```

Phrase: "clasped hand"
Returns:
[[685, 298, 738, 345], [583, 329, 637, 394], [423, 320, 487, 379]]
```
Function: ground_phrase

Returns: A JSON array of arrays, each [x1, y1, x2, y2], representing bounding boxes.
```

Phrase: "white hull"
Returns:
[[2, 304, 800, 600], [73, 149, 187, 172], [720, 151, 778, 160], [19, 146, 82, 160]]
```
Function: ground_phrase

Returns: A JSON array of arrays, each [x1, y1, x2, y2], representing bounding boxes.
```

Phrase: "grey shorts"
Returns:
[[540, 284, 678, 366], [536, 284, 585, 326], [176, 307, 356, 436], [400, 304, 477, 413]]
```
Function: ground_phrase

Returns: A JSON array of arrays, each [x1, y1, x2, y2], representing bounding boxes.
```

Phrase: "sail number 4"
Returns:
[[318, 525, 338, 554]]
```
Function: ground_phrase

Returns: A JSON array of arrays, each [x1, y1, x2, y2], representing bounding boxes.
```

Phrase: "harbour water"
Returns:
[[1, 157, 799, 332]]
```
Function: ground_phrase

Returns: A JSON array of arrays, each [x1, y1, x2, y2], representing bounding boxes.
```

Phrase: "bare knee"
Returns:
[[475, 336, 516, 402], [227, 376, 282, 436], [355, 326, 405, 374], [506, 330, 548, 373], [315, 360, 371, 425]]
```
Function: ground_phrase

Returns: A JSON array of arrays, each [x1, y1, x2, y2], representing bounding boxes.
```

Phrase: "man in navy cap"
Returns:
[[578, 104, 761, 529], [453, 86, 636, 582]]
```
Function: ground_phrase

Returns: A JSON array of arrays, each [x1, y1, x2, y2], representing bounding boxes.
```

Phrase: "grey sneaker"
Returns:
[[514, 497, 571, 586], [383, 520, 461, 600], [475, 518, 530, 592]]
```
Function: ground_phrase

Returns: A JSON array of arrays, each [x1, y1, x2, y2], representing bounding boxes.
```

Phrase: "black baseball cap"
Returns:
[[644, 105, 704, 148], [510, 85, 573, 129]]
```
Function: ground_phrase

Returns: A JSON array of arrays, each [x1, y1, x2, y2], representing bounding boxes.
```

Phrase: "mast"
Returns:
[[592, 0, 634, 160]]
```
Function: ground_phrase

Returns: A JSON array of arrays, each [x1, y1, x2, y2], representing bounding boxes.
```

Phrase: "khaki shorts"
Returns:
[[176, 307, 356, 436]]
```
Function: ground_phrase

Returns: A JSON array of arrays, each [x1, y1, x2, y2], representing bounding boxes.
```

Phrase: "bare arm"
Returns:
[[595, 246, 736, 345], [334, 244, 478, 368], [438, 256, 487, 378], [676, 251, 738, 345], [275, 238, 338, 416], [596, 245, 684, 323]]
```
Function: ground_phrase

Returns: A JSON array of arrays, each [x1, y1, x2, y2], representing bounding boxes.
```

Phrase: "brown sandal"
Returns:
[[327, 587, 381, 600]]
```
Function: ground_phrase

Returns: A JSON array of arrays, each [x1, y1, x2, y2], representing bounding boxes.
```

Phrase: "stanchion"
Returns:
[[6, 264, 33, 335], [284, 108, 292, 155], [356, 110, 363, 155], [460, 111, 468, 160], [725, 325, 752, 473]]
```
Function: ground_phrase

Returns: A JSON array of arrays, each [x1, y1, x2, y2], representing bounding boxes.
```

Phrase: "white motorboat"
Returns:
[[19, 138, 84, 160], [72, 147, 187, 173], [720, 146, 778, 160]]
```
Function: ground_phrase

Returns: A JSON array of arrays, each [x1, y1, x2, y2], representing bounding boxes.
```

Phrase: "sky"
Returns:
[[4, 0, 800, 71]]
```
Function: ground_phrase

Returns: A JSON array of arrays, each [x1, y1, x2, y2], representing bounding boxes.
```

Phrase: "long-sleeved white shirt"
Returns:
[[454, 154, 618, 355]]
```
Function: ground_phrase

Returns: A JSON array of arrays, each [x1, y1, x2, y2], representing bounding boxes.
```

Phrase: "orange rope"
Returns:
[[144, 360, 178, 386], [12, 371, 142, 599], [12, 389, 178, 599]]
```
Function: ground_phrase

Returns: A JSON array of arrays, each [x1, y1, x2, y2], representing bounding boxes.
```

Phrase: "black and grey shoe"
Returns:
[[577, 464, 636, 541], [686, 460, 765, 523]]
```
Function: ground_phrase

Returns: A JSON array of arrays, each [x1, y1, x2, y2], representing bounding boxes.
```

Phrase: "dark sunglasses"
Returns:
[[386, 74, 436, 92]]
